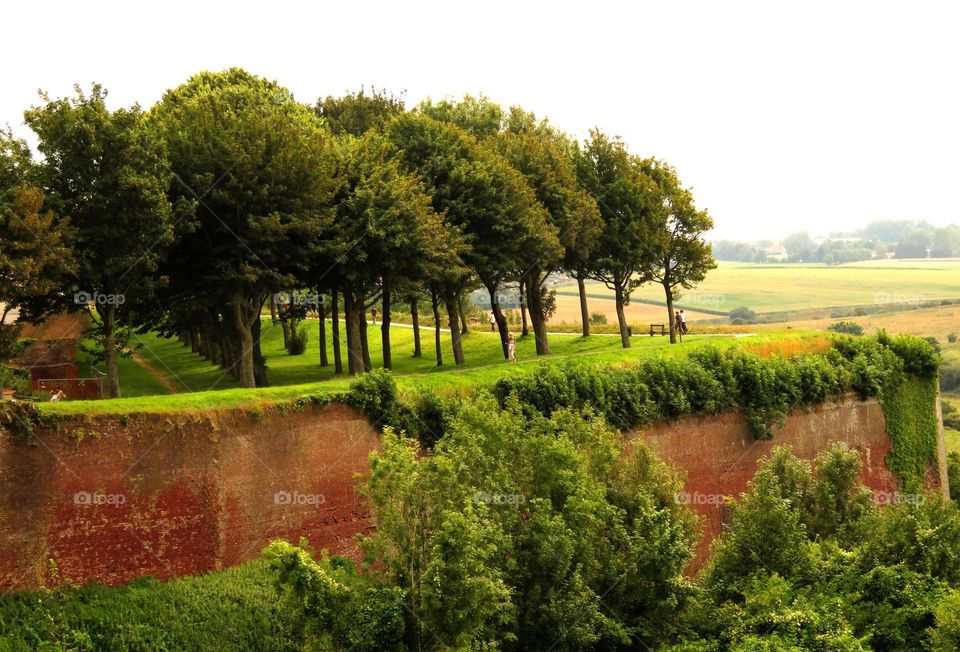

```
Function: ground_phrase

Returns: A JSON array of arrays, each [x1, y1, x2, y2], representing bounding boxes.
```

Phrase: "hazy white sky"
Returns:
[[4, 1, 959, 240]]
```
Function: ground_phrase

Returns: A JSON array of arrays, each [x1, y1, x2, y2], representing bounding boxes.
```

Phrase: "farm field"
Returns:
[[552, 259, 960, 320], [548, 292, 716, 326]]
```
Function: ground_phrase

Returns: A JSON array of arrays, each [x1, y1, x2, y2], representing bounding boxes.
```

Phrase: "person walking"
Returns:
[[679, 309, 688, 334], [507, 333, 517, 363], [489, 311, 497, 332]]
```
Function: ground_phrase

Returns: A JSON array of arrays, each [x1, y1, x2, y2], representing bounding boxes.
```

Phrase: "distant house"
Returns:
[[763, 242, 788, 262]]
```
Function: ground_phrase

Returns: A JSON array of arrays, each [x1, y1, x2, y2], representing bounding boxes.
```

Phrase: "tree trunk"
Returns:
[[102, 303, 121, 398], [526, 274, 550, 355], [359, 307, 372, 372], [665, 283, 677, 344], [614, 283, 631, 349], [230, 299, 257, 388], [577, 273, 590, 337], [381, 280, 392, 370], [411, 297, 422, 357], [343, 290, 363, 375], [443, 286, 465, 365], [430, 288, 443, 367], [486, 283, 510, 359], [191, 326, 202, 354], [252, 315, 268, 387], [458, 295, 469, 335], [318, 293, 328, 367], [272, 299, 291, 350], [331, 288, 343, 374], [519, 279, 529, 337]]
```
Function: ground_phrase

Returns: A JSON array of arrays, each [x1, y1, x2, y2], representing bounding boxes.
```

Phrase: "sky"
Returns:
[[4, 0, 959, 241]]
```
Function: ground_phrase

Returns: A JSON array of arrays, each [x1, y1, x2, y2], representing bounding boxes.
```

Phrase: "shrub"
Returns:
[[286, 324, 308, 355], [888, 334, 941, 378], [943, 401, 960, 432], [948, 332, 958, 344], [345, 369, 397, 427], [942, 366, 960, 393], [589, 311, 607, 325], [828, 321, 864, 336], [728, 306, 757, 323], [948, 452, 960, 503]]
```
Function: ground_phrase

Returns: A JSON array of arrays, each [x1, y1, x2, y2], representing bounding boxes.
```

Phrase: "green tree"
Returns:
[[895, 230, 931, 258], [640, 158, 716, 343], [388, 112, 559, 360], [151, 69, 336, 387], [492, 109, 601, 352], [576, 130, 660, 347], [0, 129, 75, 338], [25, 85, 173, 397], [359, 396, 697, 649], [931, 225, 960, 258], [783, 231, 816, 262], [322, 131, 462, 374], [316, 86, 405, 136]]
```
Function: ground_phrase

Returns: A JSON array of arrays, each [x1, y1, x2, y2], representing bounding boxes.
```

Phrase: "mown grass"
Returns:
[[0, 561, 296, 651], [39, 330, 830, 415]]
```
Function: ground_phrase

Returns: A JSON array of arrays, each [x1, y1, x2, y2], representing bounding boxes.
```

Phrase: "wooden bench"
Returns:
[[649, 323, 667, 336]]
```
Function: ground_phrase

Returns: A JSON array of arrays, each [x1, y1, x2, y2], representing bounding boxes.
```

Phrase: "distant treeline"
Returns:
[[714, 219, 960, 263]]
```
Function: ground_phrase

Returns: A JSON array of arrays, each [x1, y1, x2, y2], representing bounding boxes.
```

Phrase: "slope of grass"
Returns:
[[39, 331, 833, 416]]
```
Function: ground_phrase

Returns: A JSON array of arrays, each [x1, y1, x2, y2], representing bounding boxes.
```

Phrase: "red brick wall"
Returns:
[[0, 403, 379, 591], [0, 395, 944, 590], [630, 395, 944, 569]]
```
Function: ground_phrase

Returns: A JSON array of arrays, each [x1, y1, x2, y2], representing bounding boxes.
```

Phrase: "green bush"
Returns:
[[828, 320, 864, 336], [728, 306, 757, 323], [344, 369, 397, 427], [948, 332, 957, 344], [589, 311, 607, 325], [286, 324, 308, 355], [0, 562, 298, 651], [948, 452, 960, 503]]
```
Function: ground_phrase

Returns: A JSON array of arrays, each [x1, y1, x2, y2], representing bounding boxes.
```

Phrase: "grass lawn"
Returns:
[[554, 260, 960, 317], [39, 325, 828, 415]]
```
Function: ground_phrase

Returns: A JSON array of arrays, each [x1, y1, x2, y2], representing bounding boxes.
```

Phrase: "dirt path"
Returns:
[[132, 354, 181, 394]]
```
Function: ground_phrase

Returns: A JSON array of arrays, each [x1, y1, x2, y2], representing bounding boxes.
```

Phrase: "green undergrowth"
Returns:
[[0, 561, 296, 651]]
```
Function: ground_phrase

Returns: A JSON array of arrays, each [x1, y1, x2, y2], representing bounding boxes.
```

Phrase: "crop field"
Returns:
[[552, 259, 960, 320]]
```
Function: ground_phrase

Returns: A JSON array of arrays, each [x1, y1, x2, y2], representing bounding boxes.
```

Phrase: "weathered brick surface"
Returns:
[[0, 403, 379, 591], [629, 396, 939, 569], [1, 395, 940, 589]]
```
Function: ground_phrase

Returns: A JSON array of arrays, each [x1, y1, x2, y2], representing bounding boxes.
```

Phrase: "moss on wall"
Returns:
[[880, 376, 941, 493]]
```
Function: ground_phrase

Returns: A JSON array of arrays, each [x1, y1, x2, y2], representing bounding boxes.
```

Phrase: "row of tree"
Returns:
[[0, 69, 715, 395], [715, 220, 960, 264]]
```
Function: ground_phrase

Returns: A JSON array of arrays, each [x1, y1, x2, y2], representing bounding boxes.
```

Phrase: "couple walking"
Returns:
[[674, 309, 688, 335]]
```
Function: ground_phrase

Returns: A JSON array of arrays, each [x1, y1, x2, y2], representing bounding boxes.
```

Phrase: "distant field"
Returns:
[[549, 292, 716, 326], [553, 260, 960, 318]]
